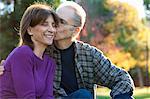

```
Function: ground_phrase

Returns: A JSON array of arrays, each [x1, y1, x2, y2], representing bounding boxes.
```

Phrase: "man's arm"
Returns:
[[0, 60, 5, 75], [114, 92, 134, 99], [91, 48, 135, 98]]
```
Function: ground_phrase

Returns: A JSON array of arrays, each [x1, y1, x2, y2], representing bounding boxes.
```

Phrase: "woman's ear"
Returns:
[[27, 27, 33, 36]]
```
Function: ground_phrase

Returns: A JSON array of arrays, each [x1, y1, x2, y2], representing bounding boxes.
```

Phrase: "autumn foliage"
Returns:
[[80, 0, 150, 72]]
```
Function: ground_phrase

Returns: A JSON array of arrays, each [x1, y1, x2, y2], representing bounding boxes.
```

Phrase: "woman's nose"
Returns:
[[48, 26, 56, 33]]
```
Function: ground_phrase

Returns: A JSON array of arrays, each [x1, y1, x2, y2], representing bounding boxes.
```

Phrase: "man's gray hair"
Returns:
[[56, 1, 86, 29]]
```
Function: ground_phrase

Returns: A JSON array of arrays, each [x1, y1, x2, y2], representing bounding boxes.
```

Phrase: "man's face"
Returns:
[[54, 7, 76, 41]]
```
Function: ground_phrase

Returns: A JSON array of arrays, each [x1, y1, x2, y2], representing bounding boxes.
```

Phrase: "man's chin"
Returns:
[[54, 38, 62, 41], [54, 39, 59, 41]]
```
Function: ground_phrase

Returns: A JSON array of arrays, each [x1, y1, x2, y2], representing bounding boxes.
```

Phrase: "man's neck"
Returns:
[[54, 38, 74, 50]]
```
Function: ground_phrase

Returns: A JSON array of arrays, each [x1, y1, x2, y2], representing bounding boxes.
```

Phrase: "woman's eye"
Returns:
[[41, 23, 48, 26]]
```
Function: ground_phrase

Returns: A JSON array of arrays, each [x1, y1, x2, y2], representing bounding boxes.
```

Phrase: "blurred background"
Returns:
[[0, 0, 150, 98]]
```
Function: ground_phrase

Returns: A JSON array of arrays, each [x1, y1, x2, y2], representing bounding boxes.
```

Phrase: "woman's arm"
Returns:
[[11, 49, 36, 98], [41, 58, 56, 98]]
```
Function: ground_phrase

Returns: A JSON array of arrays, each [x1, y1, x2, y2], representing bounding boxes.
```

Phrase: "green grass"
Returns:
[[97, 95, 150, 99], [96, 87, 150, 99]]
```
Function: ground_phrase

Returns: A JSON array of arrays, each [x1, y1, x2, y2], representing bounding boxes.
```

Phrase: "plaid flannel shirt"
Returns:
[[46, 40, 134, 98]]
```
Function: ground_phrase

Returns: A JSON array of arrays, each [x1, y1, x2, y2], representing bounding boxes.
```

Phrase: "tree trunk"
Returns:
[[137, 67, 144, 87]]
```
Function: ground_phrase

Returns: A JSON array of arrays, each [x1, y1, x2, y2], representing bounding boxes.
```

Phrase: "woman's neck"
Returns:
[[33, 42, 47, 60]]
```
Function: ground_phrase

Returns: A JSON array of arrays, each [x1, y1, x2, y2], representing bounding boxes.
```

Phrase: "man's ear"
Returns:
[[72, 27, 80, 38], [27, 27, 33, 36], [75, 27, 80, 33]]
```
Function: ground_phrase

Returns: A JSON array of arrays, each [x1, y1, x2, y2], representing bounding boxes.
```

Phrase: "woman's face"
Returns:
[[28, 15, 56, 46]]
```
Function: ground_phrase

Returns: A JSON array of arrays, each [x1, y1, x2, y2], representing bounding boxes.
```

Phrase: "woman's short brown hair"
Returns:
[[19, 3, 60, 49]]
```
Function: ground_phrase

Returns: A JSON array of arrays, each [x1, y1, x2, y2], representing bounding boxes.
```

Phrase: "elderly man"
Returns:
[[48, 1, 134, 99]]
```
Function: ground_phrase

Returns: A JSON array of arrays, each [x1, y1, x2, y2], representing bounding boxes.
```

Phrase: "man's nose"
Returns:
[[56, 27, 64, 33]]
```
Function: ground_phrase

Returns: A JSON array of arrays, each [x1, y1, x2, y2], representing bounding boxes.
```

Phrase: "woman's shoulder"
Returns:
[[44, 54, 54, 62], [44, 55, 56, 71], [4, 45, 33, 66], [44, 54, 56, 64], [16, 45, 32, 53], [15, 45, 32, 54], [8, 45, 33, 59]]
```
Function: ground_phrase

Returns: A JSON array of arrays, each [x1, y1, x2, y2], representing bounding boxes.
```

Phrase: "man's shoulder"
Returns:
[[75, 40, 104, 58], [75, 40, 101, 52], [75, 40, 93, 49]]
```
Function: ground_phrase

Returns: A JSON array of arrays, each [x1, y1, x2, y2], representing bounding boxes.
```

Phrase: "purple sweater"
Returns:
[[0, 45, 56, 99]]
